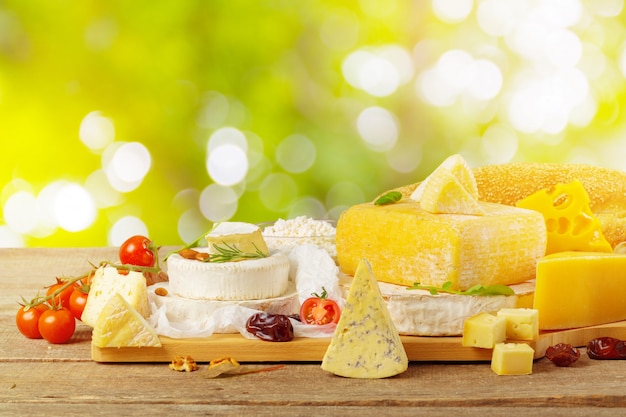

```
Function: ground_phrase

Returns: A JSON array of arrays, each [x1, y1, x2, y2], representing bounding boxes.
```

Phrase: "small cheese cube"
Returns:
[[462, 312, 506, 349], [497, 308, 539, 341], [491, 343, 534, 375]]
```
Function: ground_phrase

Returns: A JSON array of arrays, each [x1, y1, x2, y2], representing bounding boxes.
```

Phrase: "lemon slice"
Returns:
[[92, 292, 161, 348], [412, 154, 484, 215]]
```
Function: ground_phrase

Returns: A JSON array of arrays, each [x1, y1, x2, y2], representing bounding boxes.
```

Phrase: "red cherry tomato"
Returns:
[[299, 288, 341, 325], [69, 288, 88, 321], [119, 235, 157, 267], [38, 307, 76, 344], [46, 279, 75, 308], [16, 304, 46, 339]]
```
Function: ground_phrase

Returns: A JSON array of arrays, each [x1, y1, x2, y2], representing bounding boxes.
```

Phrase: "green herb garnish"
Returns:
[[205, 242, 268, 263], [410, 281, 515, 296], [374, 191, 403, 206]]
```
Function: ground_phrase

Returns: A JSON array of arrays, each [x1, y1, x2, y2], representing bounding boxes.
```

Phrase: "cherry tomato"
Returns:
[[299, 288, 341, 325], [38, 308, 76, 344], [46, 279, 75, 308], [69, 288, 88, 321], [16, 304, 46, 339], [119, 235, 157, 267]]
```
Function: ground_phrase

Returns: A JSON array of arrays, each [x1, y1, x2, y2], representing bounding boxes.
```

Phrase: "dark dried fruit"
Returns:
[[545, 343, 580, 366], [246, 312, 294, 342], [587, 337, 626, 360]]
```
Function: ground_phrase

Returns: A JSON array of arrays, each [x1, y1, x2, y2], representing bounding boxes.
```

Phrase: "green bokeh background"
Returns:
[[1, 0, 625, 247]]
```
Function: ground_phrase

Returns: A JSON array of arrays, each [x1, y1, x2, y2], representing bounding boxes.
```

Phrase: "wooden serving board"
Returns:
[[91, 320, 626, 363]]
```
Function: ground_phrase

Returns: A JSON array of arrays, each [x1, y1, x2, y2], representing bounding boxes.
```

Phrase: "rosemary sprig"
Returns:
[[409, 281, 515, 296], [374, 191, 403, 206], [205, 242, 268, 263]]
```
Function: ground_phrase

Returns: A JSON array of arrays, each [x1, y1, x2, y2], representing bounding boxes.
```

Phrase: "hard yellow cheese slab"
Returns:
[[336, 200, 546, 290], [534, 251, 626, 330]]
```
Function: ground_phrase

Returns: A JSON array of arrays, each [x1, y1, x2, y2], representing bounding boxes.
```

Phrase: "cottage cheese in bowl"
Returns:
[[260, 216, 337, 259]]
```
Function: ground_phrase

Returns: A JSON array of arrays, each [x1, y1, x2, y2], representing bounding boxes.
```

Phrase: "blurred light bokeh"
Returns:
[[1, 0, 625, 247]]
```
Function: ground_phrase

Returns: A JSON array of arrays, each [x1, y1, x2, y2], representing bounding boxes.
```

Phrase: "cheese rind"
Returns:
[[336, 201, 546, 290], [81, 266, 150, 328], [167, 251, 289, 300], [321, 259, 408, 379], [496, 308, 539, 341], [534, 251, 626, 330], [462, 312, 506, 348], [491, 343, 534, 375]]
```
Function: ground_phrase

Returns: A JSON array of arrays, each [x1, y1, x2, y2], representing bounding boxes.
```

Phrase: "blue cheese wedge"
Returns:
[[321, 259, 408, 379]]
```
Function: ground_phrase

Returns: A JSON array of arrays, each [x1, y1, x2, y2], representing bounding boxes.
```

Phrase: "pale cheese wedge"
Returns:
[[321, 259, 408, 379], [419, 169, 485, 215], [411, 154, 479, 203], [92, 292, 161, 348], [81, 266, 150, 328], [206, 222, 269, 256]]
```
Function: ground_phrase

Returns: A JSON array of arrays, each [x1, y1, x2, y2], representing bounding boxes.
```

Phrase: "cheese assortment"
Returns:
[[82, 266, 150, 328], [321, 259, 408, 378], [534, 251, 626, 330], [336, 201, 546, 290]]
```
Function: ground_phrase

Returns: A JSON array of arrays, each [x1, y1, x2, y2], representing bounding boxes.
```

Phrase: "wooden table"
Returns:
[[2, 247, 626, 416]]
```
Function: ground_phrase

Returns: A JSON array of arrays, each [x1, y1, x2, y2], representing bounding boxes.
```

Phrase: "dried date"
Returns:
[[246, 312, 294, 342], [587, 337, 626, 360], [545, 343, 580, 367]]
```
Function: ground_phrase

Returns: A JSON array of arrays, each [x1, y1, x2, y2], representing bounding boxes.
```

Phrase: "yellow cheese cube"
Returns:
[[491, 343, 534, 375], [336, 201, 546, 290], [497, 308, 539, 341], [462, 312, 506, 348], [534, 251, 626, 330]]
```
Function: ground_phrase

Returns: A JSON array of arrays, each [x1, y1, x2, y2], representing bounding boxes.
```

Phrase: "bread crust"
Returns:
[[391, 162, 626, 248]]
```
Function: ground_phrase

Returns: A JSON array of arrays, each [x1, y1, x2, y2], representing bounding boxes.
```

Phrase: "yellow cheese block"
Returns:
[[491, 343, 534, 375], [534, 251, 626, 330], [496, 308, 539, 341], [321, 259, 408, 379], [336, 200, 546, 290], [462, 312, 506, 349]]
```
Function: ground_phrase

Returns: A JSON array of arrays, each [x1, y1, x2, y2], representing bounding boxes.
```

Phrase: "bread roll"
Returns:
[[390, 162, 626, 248]]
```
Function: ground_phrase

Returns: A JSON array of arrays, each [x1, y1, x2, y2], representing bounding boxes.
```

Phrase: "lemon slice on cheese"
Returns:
[[92, 292, 161, 348], [412, 154, 484, 215]]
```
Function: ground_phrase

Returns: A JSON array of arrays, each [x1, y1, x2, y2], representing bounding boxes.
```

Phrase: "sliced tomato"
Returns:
[[299, 288, 341, 325]]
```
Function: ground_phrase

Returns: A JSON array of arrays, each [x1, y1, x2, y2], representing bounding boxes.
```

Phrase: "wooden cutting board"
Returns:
[[91, 320, 626, 363]]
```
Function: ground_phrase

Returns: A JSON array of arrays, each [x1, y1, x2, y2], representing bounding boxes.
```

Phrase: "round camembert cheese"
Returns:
[[167, 248, 290, 301]]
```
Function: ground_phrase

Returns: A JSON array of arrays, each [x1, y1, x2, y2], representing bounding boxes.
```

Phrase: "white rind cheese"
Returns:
[[322, 259, 408, 379], [82, 266, 150, 328], [148, 282, 300, 320], [339, 275, 535, 336], [166, 250, 290, 300]]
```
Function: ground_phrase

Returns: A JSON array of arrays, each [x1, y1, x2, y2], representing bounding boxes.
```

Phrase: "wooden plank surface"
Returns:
[[91, 320, 626, 363], [4, 247, 626, 416]]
